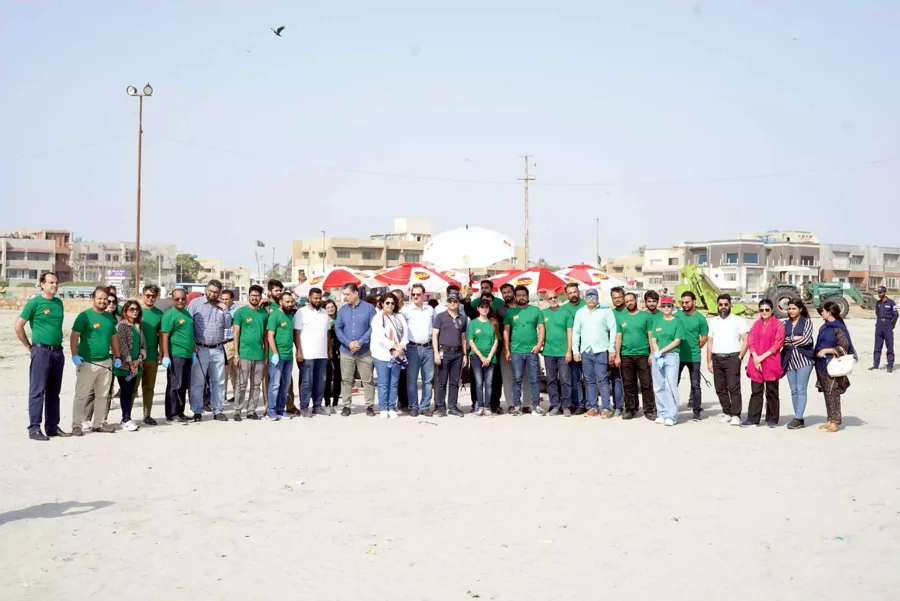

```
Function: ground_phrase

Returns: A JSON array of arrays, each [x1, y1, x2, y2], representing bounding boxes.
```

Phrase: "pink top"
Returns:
[[746, 316, 785, 382]]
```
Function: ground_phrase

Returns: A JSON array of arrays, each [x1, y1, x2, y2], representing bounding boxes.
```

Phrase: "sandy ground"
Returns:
[[1, 308, 899, 601]]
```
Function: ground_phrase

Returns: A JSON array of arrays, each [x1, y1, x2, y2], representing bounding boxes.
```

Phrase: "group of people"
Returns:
[[17, 270, 890, 440]]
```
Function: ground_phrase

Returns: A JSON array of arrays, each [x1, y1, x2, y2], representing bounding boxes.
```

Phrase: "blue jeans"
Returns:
[[28, 346, 64, 434], [374, 358, 401, 411], [267, 359, 293, 418], [608, 365, 624, 410], [569, 360, 584, 408], [470, 360, 495, 410], [544, 356, 572, 409], [406, 344, 434, 410], [511, 353, 540, 408], [581, 351, 610, 410], [651, 353, 680, 420], [678, 361, 702, 410], [299, 358, 327, 410], [786, 363, 813, 419], [190, 347, 226, 415]]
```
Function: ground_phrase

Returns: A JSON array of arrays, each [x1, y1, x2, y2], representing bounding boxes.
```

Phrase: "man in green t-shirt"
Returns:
[[677, 291, 709, 421], [541, 293, 573, 415], [160, 289, 194, 422], [503, 285, 545, 416], [608, 286, 628, 416], [133, 284, 164, 425], [266, 292, 296, 420], [232, 284, 268, 419], [470, 280, 504, 313], [562, 283, 587, 414], [70, 286, 122, 435], [615, 292, 656, 420], [14, 271, 68, 440]]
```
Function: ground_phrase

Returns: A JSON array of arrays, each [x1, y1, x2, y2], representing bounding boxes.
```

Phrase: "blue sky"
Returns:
[[2, 1, 898, 272]]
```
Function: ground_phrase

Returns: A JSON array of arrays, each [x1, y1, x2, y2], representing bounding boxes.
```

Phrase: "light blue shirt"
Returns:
[[572, 305, 618, 355]]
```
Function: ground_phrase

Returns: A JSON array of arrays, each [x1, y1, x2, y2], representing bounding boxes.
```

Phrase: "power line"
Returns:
[[0, 136, 131, 162]]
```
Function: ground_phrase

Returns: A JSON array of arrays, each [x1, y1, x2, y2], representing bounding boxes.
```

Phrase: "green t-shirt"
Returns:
[[651, 316, 686, 352], [644, 310, 660, 328], [676, 311, 709, 363], [470, 296, 504, 313], [467, 318, 497, 364], [503, 305, 542, 354], [113, 324, 143, 378], [141, 306, 164, 362], [161, 307, 194, 359], [541, 307, 573, 357], [72, 308, 117, 362], [267, 308, 294, 358], [563, 298, 586, 320], [234, 305, 268, 361], [618, 310, 652, 356], [19, 295, 65, 346]]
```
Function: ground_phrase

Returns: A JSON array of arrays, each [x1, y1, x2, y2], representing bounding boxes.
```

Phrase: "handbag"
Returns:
[[827, 354, 855, 377]]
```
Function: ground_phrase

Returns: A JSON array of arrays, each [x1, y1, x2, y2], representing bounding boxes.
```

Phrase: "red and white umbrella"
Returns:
[[556, 264, 627, 290], [489, 267, 568, 297], [292, 267, 372, 297], [374, 263, 461, 293]]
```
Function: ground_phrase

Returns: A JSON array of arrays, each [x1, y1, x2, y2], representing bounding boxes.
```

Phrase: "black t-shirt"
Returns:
[[434, 311, 468, 348]]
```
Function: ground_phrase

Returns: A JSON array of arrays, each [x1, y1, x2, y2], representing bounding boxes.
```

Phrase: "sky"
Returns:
[[2, 1, 899, 273]]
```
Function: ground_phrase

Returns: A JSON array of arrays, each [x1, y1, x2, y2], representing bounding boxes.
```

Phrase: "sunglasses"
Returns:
[[717, 303, 729, 308], [411, 293, 422, 297], [383, 301, 395, 305], [127, 307, 140, 312], [760, 308, 772, 313], [660, 303, 674, 308]]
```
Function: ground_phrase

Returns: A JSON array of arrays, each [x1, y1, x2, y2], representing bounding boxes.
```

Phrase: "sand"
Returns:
[[1, 309, 898, 601]]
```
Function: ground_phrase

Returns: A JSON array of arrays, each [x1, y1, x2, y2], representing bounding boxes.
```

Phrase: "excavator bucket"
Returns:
[[676, 265, 752, 315]]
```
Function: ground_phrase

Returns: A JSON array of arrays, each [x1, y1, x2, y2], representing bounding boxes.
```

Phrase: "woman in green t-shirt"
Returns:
[[114, 300, 147, 432], [467, 298, 499, 416]]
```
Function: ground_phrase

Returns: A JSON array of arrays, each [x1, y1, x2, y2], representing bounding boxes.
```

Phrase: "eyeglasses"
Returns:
[[760, 308, 772, 313], [411, 293, 422, 297], [143, 293, 157, 299], [127, 307, 140, 312], [717, 303, 729, 308]]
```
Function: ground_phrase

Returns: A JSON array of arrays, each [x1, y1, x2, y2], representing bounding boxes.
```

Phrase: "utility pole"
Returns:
[[519, 155, 535, 266], [321, 230, 326, 273], [596, 217, 600, 268]]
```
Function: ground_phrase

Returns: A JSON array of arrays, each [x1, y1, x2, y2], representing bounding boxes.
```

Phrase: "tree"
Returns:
[[176, 254, 201, 283], [535, 257, 562, 272]]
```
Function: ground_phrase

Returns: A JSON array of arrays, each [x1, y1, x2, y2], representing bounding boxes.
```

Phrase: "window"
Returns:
[[613, 266, 623, 273], [885, 255, 898, 268], [30, 252, 50, 261], [87, 253, 99, 261], [386, 250, 401, 261], [725, 253, 738, 264], [696, 253, 707, 265], [336, 250, 350, 259], [635, 266, 642, 272], [361, 251, 374, 260], [743, 252, 759, 264], [801, 255, 815, 266], [869, 277, 881, 289], [667, 257, 679, 266], [850, 256, 863, 266], [663, 272, 678, 282], [887, 278, 898, 289], [302, 252, 309, 259], [724, 273, 737, 282], [125, 251, 135, 262], [6, 251, 25, 260], [647, 277, 662, 286], [404, 252, 421, 262], [650, 259, 662, 267]]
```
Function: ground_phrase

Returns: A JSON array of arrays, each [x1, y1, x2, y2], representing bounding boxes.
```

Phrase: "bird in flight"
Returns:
[[272, 26, 285, 37]]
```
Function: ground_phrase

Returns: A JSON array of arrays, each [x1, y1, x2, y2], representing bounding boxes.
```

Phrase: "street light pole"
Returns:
[[126, 83, 153, 295]]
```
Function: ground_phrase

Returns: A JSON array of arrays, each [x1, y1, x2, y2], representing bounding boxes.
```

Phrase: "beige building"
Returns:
[[292, 218, 524, 282], [604, 255, 644, 286], [0, 229, 73, 283], [197, 258, 251, 299]]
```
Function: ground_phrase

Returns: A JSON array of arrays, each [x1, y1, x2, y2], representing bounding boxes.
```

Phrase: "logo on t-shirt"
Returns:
[[178, 318, 185, 325], [475, 328, 482, 334], [280, 321, 286, 327], [246, 317, 253, 323], [513, 315, 519, 320], [92, 322, 100, 329], [621, 322, 627, 328], [43, 308, 51, 315], [544, 317, 549, 322], [655, 327, 662, 332]]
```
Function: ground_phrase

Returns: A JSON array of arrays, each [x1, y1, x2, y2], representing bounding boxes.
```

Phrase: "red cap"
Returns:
[[660, 296, 674, 304]]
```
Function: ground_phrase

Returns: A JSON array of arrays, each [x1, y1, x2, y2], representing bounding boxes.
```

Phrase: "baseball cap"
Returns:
[[478, 298, 492, 308], [447, 293, 460, 301], [585, 288, 599, 298], [877, 286, 887, 293], [661, 296, 674, 305]]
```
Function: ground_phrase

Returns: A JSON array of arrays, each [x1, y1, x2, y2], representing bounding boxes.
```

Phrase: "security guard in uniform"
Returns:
[[870, 286, 897, 373]]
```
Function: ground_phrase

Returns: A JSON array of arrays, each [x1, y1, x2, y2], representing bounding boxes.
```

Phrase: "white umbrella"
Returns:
[[423, 226, 516, 269]]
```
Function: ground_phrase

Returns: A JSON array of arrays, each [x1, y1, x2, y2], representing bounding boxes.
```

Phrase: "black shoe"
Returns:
[[226, 397, 235, 404], [868, 366, 878, 371], [644, 411, 657, 421], [424, 409, 434, 417], [574, 407, 587, 416], [193, 414, 202, 423], [787, 418, 805, 429], [203, 403, 213, 413], [72, 426, 84, 437], [437, 409, 448, 417], [448, 408, 464, 418], [47, 428, 71, 438], [341, 407, 351, 417], [623, 411, 635, 420], [143, 416, 158, 426], [175, 415, 191, 423], [409, 408, 419, 418], [233, 413, 242, 422], [247, 412, 260, 420], [889, 366, 894, 373], [214, 413, 228, 422], [365, 407, 376, 417], [29, 430, 49, 441], [493, 406, 504, 415], [692, 409, 703, 422], [522, 406, 532, 414]]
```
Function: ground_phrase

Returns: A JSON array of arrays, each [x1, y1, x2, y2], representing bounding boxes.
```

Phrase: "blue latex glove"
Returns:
[[125, 374, 133, 382], [113, 358, 123, 369], [191, 352, 198, 365], [270, 353, 280, 366], [652, 351, 662, 360], [72, 354, 84, 367], [161, 357, 171, 369]]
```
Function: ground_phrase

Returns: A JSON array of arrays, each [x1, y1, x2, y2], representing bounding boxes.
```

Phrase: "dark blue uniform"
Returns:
[[873, 296, 897, 369]]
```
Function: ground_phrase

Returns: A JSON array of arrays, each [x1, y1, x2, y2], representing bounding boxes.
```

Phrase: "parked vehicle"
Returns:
[[765, 280, 875, 319], [675, 266, 751, 315]]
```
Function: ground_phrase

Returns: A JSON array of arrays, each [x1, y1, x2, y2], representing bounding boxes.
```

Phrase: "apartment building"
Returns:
[[70, 241, 177, 289], [641, 247, 685, 290], [196, 258, 251, 299], [0, 229, 73, 283], [820, 244, 900, 292], [604, 255, 644, 287]]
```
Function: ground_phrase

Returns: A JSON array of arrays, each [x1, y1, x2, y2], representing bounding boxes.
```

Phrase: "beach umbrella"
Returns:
[[374, 263, 461, 293], [423, 226, 516, 269], [291, 267, 369, 298], [489, 267, 568, 297], [556, 264, 628, 290]]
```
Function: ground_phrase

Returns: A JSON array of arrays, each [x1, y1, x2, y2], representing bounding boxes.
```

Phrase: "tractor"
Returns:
[[765, 280, 875, 319]]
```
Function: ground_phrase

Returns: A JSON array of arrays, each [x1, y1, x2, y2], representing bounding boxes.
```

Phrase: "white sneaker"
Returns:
[[730, 415, 742, 426], [664, 418, 675, 427], [388, 410, 399, 419], [719, 414, 731, 424], [483, 409, 492, 416], [380, 411, 389, 419], [654, 416, 665, 424], [81, 420, 92, 431], [122, 420, 139, 432]]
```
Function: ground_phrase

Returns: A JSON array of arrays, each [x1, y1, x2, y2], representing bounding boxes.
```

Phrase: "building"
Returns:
[[70, 241, 177, 290], [0, 229, 73, 284], [197, 258, 222, 283], [291, 218, 524, 282], [820, 244, 900, 292], [604, 255, 644, 287], [196, 258, 251, 299], [641, 247, 685, 291]]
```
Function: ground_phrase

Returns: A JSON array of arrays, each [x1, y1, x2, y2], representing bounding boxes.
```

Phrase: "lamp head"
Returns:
[[126, 86, 138, 96], [142, 83, 153, 96]]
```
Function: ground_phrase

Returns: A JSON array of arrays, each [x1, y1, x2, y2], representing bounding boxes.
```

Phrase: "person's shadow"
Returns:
[[0, 501, 113, 526]]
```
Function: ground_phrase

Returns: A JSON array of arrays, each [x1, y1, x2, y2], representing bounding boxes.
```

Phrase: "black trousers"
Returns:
[[712, 354, 742, 417], [398, 368, 409, 411], [748, 380, 780, 424], [620, 355, 654, 413], [436, 350, 463, 411], [490, 349, 503, 411], [324, 354, 341, 405], [678, 361, 702, 410], [165, 357, 192, 419]]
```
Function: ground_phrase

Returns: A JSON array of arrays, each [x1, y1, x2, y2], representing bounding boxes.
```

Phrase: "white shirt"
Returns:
[[401, 303, 435, 343], [708, 314, 750, 354], [370, 312, 409, 362], [292, 305, 330, 359]]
